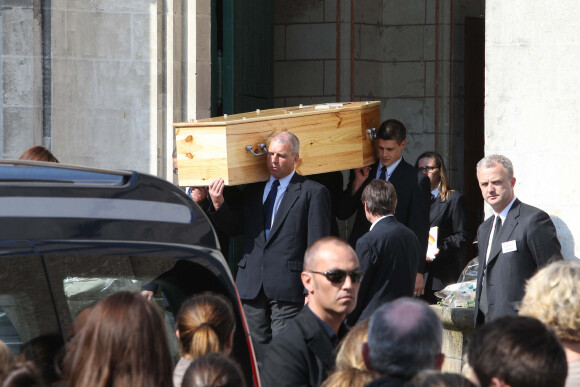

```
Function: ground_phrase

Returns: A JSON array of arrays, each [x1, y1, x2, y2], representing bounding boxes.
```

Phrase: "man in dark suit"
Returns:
[[337, 119, 430, 297], [474, 154, 562, 327], [208, 131, 331, 360], [347, 179, 421, 326], [261, 237, 362, 386]]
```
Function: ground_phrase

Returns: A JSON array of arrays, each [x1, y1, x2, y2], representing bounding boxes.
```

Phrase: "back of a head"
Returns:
[[176, 293, 235, 360], [367, 298, 442, 380], [320, 367, 373, 387], [64, 291, 173, 387], [519, 260, 580, 342], [468, 315, 567, 387], [0, 362, 46, 387], [21, 333, 64, 385], [18, 146, 59, 163], [335, 319, 369, 372], [361, 179, 397, 216], [181, 353, 246, 387], [408, 370, 476, 387]]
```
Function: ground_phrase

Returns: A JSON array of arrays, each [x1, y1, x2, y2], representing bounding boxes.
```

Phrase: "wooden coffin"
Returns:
[[173, 101, 380, 186]]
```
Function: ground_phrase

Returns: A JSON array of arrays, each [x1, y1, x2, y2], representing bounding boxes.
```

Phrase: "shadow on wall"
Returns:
[[551, 216, 577, 260]]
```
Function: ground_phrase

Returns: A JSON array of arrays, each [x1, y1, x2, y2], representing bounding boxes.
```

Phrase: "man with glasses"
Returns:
[[261, 237, 362, 387], [347, 179, 421, 326]]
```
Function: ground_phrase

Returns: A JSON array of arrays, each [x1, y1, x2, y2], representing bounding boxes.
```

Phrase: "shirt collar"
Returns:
[[431, 187, 439, 197], [370, 214, 394, 230], [495, 196, 517, 222], [379, 157, 402, 178], [308, 306, 337, 343], [268, 170, 295, 190]]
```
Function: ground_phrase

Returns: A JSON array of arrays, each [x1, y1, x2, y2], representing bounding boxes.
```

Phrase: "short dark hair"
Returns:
[[468, 315, 567, 387], [368, 298, 442, 379], [376, 119, 407, 144], [361, 179, 397, 216]]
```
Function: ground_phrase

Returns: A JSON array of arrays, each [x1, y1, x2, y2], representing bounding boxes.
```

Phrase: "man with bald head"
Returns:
[[262, 237, 362, 386], [209, 131, 331, 361], [362, 298, 444, 386]]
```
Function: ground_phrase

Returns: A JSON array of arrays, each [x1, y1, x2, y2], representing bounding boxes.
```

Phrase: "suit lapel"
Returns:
[[300, 310, 335, 369], [487, 200, 521, 265], [266, 174, 301, 243], [429, 197, 445, 224]]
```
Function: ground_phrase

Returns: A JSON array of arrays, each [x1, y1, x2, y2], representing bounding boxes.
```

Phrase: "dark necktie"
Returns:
[[480, 216, 502, 316], [379, 166, 387, 180], [430, 194, 437, 204], [264, 180, 280, 237]]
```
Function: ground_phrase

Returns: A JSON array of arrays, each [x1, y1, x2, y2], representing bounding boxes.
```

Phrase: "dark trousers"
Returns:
[[242, 287, 302, 364]]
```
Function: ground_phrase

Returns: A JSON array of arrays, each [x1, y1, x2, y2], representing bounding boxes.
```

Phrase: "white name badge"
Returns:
[[502, 240, 517, 253]]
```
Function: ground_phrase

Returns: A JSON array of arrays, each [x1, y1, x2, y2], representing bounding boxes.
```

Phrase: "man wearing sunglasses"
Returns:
[[347, 179, 421, 326], [261, 237, 361, 387]]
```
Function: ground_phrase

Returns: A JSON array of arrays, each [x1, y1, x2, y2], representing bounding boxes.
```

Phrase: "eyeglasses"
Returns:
[[418, 166, 438, 173], [309, 269, 364, 284]]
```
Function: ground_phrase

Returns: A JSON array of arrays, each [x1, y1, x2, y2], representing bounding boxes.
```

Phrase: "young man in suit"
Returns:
[[337, 119, 430, 297], [208, 131, 331, 361], [347, 179, 421, 326], [261, 237, 362, 387], [474, 154, 562, 327]]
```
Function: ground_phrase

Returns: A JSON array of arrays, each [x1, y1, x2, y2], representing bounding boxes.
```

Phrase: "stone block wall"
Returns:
[[1, 0, 211, 181], [274, 0, 483, 190]]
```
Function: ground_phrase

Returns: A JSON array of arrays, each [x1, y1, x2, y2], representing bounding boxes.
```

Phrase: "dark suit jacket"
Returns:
[[474, 199, 562, 326], [424, 191, 472, 298], [261, 307, 347, 387], [337, 158, 430, 272], [348, 216, 421, 325], [210, 173, 331, 302]]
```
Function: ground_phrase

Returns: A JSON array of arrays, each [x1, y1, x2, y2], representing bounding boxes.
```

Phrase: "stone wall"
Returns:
[[273, 0, 483, 190], [1, 0, 211, 181]]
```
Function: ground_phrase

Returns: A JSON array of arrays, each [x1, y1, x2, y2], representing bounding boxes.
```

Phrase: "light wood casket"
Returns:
[[173, 101, 380, 186]]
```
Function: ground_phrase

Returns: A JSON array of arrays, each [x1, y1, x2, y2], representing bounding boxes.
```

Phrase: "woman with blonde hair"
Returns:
[[64, 291, 173, 387], [519, 260, 580, 387], [173, 293, 235, 387], [321, 320, 372, 387]]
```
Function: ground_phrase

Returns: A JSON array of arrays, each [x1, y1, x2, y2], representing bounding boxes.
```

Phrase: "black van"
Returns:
[[0, 160, 259, 386]]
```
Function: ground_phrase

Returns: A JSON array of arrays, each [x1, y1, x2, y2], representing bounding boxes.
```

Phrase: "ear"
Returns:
[[433, 353, 445, 371], [511, 177, 516, 188], [400, 139, 407, 150], [302, 271, 314, 293], [293, 153, 300, 164], [175, 329, 180, 340], [362, 342, 373, 371]]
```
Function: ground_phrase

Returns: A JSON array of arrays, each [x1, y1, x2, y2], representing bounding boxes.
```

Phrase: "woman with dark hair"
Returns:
[[416, 152, 472, 303], [63, 291, 173, 387], [173, 293, 236, 387], [182, 353, 245, 387], [18, 146, 59, 163]]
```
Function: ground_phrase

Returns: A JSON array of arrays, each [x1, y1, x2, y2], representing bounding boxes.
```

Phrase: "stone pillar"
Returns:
[[485, 1, 580, 259], [431, 305, 474, 373]]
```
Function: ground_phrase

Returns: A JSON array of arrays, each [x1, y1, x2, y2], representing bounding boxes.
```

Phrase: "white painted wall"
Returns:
[[485, 0, 580, 259]]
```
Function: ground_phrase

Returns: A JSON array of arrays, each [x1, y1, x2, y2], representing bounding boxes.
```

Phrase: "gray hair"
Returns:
[[476, 154, 514, 180], [368, 298, 442, 379], [270, 131, 300, 155]]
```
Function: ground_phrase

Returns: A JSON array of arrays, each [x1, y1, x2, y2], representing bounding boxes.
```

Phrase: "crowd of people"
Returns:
[[0, 117, 574, 387]]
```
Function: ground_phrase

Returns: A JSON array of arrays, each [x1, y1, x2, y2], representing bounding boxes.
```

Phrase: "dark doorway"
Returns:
[[463, 16, 485, 260], [212, 0, 274, 116]]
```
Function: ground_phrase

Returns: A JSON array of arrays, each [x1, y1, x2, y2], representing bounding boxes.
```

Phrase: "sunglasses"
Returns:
[[309, 269, 364, 284]]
